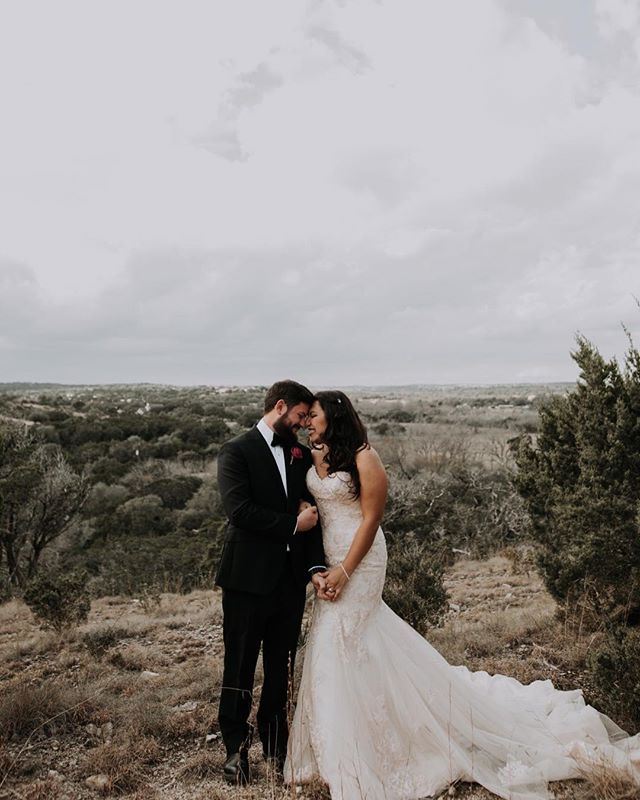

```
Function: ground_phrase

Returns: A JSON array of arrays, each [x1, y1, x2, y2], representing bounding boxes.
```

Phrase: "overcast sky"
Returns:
[[1, 0, 639, 386]]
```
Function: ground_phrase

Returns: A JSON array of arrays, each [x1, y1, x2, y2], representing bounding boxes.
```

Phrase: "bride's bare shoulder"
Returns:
[[355, 446, 385, 472]]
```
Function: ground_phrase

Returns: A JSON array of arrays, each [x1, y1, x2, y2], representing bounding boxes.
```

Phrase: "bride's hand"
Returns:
[[321, 565, 349, 602], [298, 500, 312, 513]]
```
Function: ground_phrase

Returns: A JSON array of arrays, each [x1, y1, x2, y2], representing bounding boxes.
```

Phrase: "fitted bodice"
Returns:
[[306, 466, 386, 567]]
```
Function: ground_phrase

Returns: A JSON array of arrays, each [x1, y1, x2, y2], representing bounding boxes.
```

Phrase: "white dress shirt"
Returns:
[[256, 418, 324, 571]]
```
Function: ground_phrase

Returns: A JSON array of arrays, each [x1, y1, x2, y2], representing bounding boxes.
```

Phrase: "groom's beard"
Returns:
[[272, 417, 300, 446]]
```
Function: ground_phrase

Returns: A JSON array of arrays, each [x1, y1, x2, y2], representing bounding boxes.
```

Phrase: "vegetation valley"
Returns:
[[1, 338, 639, 799]]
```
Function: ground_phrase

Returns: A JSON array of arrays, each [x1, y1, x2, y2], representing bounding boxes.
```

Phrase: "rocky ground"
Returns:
[[0, 556, 636, 800]]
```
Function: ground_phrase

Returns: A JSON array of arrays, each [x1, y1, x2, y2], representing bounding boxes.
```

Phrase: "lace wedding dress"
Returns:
[[285, 467, 640, 800]]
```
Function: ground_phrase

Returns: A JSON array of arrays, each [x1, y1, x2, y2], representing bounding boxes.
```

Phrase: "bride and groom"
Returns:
[[215, 380, 640, 799]]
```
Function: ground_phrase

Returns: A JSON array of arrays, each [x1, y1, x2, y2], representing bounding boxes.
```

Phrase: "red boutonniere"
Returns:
[[290, 446, 303, 465]]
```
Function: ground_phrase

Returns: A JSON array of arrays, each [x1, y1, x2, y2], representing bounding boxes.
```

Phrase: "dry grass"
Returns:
[[0, 746, 12, 781], [0, 678, 101, 739], [106, 641, 161, 671], [83, 737, 161, 794], [80, 622, 143, 658], [1, 630, 63, 662], [10, 778, 65, 800], [0, 598, 31, 629], [178, 750, 220, 780], [0, 558, 637, 800], [576, 766, 640, 800]]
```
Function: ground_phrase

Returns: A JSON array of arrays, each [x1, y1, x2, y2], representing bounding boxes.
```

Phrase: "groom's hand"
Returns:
[[297, 505, 318, 531], [311, 571, 330, 600]]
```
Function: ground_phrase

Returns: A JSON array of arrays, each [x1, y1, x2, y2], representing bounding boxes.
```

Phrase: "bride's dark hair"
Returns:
[[313, 390, 369, 497]]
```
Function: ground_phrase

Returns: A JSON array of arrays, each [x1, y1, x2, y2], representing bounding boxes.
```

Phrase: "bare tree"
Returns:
[[0, 423, 87, 588]]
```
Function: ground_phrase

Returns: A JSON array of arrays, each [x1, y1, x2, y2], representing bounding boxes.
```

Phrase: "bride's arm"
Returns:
[[323, 447, 387, 601]]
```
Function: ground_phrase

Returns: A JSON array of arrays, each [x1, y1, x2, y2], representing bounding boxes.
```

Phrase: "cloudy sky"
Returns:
[[1, 0, 639, 386]]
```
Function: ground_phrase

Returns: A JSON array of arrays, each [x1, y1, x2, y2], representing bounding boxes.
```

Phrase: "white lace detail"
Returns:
[[497, 756, 537, 787], [285, 467, 640, 800]]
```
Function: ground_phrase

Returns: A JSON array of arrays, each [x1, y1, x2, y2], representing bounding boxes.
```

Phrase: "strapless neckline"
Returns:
[[309, 465, 350, 482]]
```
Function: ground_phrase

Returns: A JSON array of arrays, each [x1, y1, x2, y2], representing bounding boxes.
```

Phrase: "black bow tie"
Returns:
[[271, 433, 288, 448]]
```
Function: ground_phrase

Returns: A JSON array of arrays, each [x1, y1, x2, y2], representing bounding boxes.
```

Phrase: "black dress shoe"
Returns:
[[223, 750, 251, 785]]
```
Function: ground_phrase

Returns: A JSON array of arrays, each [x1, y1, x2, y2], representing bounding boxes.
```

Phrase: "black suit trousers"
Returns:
[[218, 555, 306, 757]]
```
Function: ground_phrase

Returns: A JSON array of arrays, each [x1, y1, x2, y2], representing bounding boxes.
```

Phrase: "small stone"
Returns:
[[140, 670, 160, 679], [449, 603, 461, 613], [86, 774, 110, 791], [48, 769, 64, 781], [171, 700, 198, 713]]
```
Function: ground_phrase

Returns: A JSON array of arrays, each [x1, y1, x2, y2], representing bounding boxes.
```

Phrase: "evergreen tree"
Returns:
[[512, 334, 640, 619]]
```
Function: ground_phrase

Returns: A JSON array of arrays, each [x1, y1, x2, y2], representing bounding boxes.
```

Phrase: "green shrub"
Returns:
[[83, 482, 130, 518], [90, 456, 130, 484], [384, 468, 530, 558], [24, 570, 91, 630], [0, 574, 11, 604], [116, 495, 174, 536], [79, 530, 218, 595], [82, 624, 131, 658], [386, 408, 416, 423], [587, 627, 640, 731], [143, 475, 203, 510], [383, 535, 448, 636], [0, 426, 87, 588], [512, 335, 640, 618]]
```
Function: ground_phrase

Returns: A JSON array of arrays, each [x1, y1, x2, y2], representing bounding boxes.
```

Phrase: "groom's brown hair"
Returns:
[[264, 379, 314, 412]]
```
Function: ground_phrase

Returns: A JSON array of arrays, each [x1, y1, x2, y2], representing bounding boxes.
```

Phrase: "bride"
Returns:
[[285, 390, 640, 800]]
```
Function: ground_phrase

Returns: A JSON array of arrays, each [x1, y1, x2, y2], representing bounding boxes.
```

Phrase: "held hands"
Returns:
[[297, 504, 318, 532], [311, 571, 329, 599], [316, 564, 349, 602]]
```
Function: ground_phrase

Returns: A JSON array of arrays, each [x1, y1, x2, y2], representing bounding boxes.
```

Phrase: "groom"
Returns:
[[215, 379, 326, 785]]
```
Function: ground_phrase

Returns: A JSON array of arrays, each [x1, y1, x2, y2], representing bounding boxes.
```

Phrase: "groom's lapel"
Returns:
[[285, 444, 308, 500], [247, 427, 288, 502]]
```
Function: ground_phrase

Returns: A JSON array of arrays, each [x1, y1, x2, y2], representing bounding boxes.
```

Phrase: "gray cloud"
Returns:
[[0, 260, 43, 331], [2, 229, 637, 386], [227, 63, 285, 110], [305, 24, 372, 74], [193, 123, 248, 162], [2, 1, 640, 386], [337, 148, 423, 208], [194, 62, 284, 161]]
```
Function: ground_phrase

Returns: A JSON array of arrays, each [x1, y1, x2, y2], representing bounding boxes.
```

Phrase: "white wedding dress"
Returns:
[[285, 468, 640, 800]]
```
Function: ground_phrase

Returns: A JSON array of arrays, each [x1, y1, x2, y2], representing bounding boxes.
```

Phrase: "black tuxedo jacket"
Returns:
[[215, 426, 325, 595]]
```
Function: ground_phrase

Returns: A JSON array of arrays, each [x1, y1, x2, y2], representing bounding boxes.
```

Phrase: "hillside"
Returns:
[[1, 555, 632, 800]]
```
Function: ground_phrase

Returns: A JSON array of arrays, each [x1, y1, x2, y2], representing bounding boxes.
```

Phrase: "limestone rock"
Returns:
[[86, 774, 110, 791]]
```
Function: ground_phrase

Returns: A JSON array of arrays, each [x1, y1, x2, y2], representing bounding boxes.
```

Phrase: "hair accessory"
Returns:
[[336, 397, 342, 404]]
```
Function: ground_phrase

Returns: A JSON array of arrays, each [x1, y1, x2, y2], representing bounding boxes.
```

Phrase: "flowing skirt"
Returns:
[[286, 560, 640, 800]]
